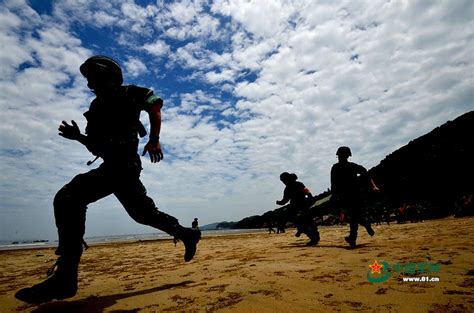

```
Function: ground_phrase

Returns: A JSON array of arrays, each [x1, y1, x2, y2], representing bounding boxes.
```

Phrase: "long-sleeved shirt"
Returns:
[[279, 181, 312, 208], [331, 161, 367, 198]]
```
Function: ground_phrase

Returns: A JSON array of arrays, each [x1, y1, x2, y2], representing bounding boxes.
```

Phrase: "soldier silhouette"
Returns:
[[331, 146, 378, 248], [15, 56, 201, 304], [276, 172, 320, 246], [192, 218, 199, 229]]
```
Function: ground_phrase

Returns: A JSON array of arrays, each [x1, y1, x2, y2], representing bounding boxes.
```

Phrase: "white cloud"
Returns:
[[92, 11, 119, 27], [211, 0, 295, 39], [205, 69, 234, 83], [124, 57, 147, 77], [168, 0, 201, 24], [120, 2, 157, 33], [143, 39, 170, 57], [172, 42, 212, 69]]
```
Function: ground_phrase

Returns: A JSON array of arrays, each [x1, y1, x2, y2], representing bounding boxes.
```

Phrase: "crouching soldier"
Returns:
[[276, 172, 320, 246], [15, 56, 201, 304]]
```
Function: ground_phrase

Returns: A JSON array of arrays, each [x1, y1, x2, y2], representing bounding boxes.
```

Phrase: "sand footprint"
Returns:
[[206, 292, 243, 312], [206, 284, 229, 293], [249, 289, 281, 298]]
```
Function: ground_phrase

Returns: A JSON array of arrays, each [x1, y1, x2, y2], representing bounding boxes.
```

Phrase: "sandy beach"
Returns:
[[1, 217, 473, 312]]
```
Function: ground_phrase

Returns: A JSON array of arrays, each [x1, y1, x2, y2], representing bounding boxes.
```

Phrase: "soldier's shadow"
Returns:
[[281, 242, 373, 250], [30, 280, 194, 313]]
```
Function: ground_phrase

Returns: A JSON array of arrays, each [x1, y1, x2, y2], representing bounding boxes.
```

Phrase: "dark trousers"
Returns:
[[288, 205, 319, 240], [349, 213, 372, 241], [53, 162, 179, 257], [336, 196, 372, 241], [346, 208, 373, 241]]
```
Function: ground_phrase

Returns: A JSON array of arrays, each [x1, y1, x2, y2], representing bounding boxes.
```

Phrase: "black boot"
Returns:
[[15, 256, 79, 304], [304, 227, 320, 246], [152, 211, 201, 261], [365, 224, 375, 237], [306, 238, 319, 246], [345, 236, 356, 248], [178, 227, 201, 262]]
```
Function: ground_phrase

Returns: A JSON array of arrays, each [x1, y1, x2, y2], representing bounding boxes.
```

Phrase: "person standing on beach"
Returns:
[[15, 56, 201, 304], [331, 146, 378, 248], [276, 172, 320, 246], [192, 218, 199, 230]]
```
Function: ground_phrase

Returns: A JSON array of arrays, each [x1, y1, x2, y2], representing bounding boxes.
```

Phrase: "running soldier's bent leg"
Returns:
[[54, 167, 113, 258], [346, 206, 360, 241], [294, 211, 320, 246], [15, 167, 113, 304], [112, 174, 175, 229], [362, 222, 375, 236], [348, 218, 359, 241], [114, 174, 200, 261]]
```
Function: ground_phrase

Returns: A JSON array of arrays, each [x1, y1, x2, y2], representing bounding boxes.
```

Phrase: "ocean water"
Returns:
[[0, 228, 267, 251]]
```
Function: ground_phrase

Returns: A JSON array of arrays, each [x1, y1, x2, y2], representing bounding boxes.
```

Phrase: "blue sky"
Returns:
[[0, 0, 472, 241]]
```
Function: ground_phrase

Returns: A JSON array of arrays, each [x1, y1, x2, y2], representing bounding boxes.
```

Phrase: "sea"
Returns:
[[0, 228, 267, 251]]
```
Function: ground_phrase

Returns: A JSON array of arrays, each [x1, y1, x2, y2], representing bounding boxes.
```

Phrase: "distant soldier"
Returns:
[[265, 213, 276, 234], [268, 223, 276, 234], [331, 147, 378, 248], [276, 217, 286, 234], [15, 56, 201, 304], [276, 172, 320, 246], [192, 218, 199, 230]]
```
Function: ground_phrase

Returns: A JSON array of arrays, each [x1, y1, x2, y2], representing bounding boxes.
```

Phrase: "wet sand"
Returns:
[[1, 217, 473, 312]]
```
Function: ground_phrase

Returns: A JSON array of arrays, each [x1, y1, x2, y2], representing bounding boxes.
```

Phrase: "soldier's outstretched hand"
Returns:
[[142, 141, 164, 163], [58, 120, 80, 140]]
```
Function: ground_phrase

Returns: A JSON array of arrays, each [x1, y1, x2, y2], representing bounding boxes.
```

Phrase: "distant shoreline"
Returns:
[[0, 228, 269, 251]]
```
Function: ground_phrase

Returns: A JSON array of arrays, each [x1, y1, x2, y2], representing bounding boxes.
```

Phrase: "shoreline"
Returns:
[[3, 215, 465, 251], [0, 228, 270, 252]]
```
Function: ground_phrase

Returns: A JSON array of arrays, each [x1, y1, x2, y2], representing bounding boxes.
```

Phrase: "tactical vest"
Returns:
[[83, 85, 154, 162]]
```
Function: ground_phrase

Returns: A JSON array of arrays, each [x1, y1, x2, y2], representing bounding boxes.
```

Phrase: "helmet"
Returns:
[[280, 172, 290, 181], [280, 172, 297, 183], [336, 146, 352, 157], [80, 55, 123, 85]]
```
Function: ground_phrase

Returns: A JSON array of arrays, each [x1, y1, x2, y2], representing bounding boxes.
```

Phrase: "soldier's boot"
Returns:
[[295, 228, 303, 237], [15, 255, 79, 304], [179, 227, 202, 262], [305, 227, 320, 246], [365, 224, 375, 237], [154, 211, 201, 262], [345, 220, 358, 248], [344, 236, 356, 248]]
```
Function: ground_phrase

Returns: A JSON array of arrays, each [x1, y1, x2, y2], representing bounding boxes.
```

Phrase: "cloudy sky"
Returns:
[[0, 0, 472, 241]]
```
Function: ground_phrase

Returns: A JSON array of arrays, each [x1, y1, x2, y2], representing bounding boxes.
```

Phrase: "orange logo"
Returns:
[[369, 260, 384, 274]]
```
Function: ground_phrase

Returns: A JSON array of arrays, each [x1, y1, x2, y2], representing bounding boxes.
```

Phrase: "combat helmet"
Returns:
[[80, 55, 123, 85], [280, 172, 297, 183], [336, 146, 352, 157]]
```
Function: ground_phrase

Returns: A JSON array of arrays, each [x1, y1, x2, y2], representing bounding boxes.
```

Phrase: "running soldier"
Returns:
[[331, 146, 378, 248], [276, 172, 319, 246], [15, 56, 201, 303]]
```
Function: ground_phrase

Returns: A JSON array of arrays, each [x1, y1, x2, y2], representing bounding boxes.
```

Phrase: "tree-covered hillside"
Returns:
[[231, 111, 474, 229]]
